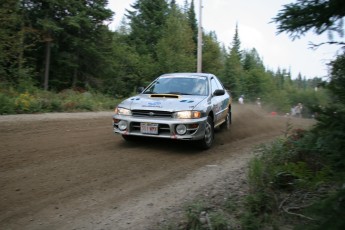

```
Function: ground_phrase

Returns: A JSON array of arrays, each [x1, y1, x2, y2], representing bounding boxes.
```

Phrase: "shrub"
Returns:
[[208, 211, 229, 230], [0, 92, 15, 114], [184, 201, 206, 229], [14, 92, 41, 113]]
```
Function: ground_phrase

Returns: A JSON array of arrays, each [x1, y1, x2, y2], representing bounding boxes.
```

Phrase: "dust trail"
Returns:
[[218, 104, 301, 142]]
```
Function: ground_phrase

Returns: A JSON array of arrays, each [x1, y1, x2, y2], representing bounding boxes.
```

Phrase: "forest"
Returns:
[[1, 0, 345, 228], [0, 0, 332, 115]]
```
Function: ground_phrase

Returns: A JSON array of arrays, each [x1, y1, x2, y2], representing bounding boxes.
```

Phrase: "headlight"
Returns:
[[114, 107, 132, 116], [173, 111, 201, 119]]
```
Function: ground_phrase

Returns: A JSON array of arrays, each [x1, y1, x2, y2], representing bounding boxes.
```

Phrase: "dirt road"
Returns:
[[0, 105, 314, 230]]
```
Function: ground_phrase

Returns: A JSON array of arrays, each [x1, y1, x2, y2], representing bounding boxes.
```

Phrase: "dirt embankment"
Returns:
[[0, 104, 314, 230]]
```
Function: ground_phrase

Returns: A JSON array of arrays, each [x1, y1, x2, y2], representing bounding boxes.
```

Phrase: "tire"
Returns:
[[197, 116, 214, 150], [220, 107, 231, 130]]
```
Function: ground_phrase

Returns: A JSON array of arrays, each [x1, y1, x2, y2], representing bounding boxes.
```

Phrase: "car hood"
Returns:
[[119, 94, 207, 111]]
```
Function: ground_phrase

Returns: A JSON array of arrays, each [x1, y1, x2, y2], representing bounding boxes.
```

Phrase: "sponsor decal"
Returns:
[[142, 101, 162, 108]]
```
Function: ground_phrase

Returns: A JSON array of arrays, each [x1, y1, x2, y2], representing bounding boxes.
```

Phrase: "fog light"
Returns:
[[189, 123, 199, 129], [118, 120, 128, 131], [176, 124, 187, 135]]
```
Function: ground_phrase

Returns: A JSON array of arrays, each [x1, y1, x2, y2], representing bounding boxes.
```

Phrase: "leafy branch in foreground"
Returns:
[[273, 0, 345, 41]]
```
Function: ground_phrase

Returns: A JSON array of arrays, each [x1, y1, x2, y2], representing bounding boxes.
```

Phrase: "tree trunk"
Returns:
[[43, 40, 51, 91], [72, 67, 78, 88]]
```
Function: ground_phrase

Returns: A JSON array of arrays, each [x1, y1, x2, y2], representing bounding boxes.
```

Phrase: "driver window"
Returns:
[[210, 78, 220, 94]]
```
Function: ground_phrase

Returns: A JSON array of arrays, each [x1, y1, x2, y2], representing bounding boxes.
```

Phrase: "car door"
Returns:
[[210, 76, 228, 126]]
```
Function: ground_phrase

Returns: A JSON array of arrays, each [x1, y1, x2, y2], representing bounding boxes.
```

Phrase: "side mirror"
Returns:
[[137, 87, 145, 94], [213, 89, 225, 96]]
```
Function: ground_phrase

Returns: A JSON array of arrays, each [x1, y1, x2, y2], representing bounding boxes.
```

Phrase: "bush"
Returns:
[[15, 92, 41, 113], [0, 92, 15, 114], [0, 86, 118, 114]]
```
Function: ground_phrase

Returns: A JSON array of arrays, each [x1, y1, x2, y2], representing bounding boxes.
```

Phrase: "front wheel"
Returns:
[[220, 107, 231, 130], [197, 116, 214, 150]]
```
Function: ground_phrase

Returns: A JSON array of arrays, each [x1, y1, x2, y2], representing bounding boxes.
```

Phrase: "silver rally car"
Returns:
[[113, 73, 232, 149]]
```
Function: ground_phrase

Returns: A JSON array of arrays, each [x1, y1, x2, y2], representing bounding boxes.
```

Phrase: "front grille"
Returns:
[[132, 110, 173, 118], [131, 122, 170, 135]]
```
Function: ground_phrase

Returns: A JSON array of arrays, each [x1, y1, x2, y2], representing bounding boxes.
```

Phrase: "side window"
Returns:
[[214, 77, 225, 90], [210, 78, 219, 94]]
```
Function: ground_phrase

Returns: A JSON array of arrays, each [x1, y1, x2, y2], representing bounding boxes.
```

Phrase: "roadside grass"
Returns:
[[160, 127, 344, 230], [240, 129, 342, 230], [0, 87, 120, 115]]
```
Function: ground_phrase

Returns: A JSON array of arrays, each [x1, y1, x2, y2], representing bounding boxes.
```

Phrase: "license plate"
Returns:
[[140, 123, 158, 134]]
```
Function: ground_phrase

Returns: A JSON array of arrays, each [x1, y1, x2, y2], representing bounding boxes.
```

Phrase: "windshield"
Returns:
[[143, 76, 209, 96]]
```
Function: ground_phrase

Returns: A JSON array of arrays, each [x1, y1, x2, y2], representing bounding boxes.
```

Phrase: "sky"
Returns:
[[107, 0, 341, 79]]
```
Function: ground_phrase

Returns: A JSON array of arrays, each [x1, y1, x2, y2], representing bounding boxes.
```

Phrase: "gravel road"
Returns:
[[0, 104, 314, 230]]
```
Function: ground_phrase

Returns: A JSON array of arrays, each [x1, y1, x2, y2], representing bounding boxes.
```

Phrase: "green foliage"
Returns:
[[0, 0, 34, 85], [223, 195, 236, 212], [0, 92, 15, 115], [240, 211, 262, 230], [241, 117, 345, 228], [0, 0, 331, 111], [127, 0, 169, 57], [328, 51, 345, 102], [273, 0, 345, 43], [184, 201, 230, 230], [184, 201, 206, 229], [312, 105, 345, 170], [247, 157, 266, 192], [156, 4, 196, 73], [14, 91, 41, 113], [202, 32, 224, 76], [0, 86, 117, 114], [299, 189, 345, 230], [208, 211, 229, 230]]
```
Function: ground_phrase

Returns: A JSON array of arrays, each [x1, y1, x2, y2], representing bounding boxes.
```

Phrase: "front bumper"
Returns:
[[112, 115, 207, 140]]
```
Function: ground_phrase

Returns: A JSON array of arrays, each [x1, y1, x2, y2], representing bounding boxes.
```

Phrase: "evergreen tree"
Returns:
[[295, 72, 304, 89], [241, 49, 267, 100], [103, 30, 141, 97], [126, 0, 169, 56], [243, 48, 264, 71], [126, 0, 169, 80], [0, 0, 30, 86], [230, 23, 242, 59], [156, 3, 195, 73], [14, 0, 113, 90], [223, 24, 243, 97], [186, 0, 198, 53], [202, 31, 223, 76]]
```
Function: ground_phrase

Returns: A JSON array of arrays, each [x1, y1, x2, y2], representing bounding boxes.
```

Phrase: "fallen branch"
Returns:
[[279, 193, 315, 221], [282, 206, 315, 221]]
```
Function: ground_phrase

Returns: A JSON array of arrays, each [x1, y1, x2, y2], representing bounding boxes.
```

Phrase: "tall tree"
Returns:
[[243, 48, 264, 71], [126, 0, 169, 80], [223, 24, 243, 97], [21, 0, 113, 90], [0, 0, 37, 87], [202, 31, 223, 76], [102, 30, 141, 97], [230, 23, 242, 59], [126, 0, 169, 56], [156, 3, 195, 73], [186, 0, 198, 53], [241, 49, 267, 100]]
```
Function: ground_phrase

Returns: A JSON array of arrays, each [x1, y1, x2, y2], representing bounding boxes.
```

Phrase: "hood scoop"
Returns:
[[150, 94, 180, 98]]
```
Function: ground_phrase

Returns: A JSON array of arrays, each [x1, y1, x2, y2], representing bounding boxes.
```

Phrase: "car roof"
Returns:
[[159, 73, 215, 79]]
